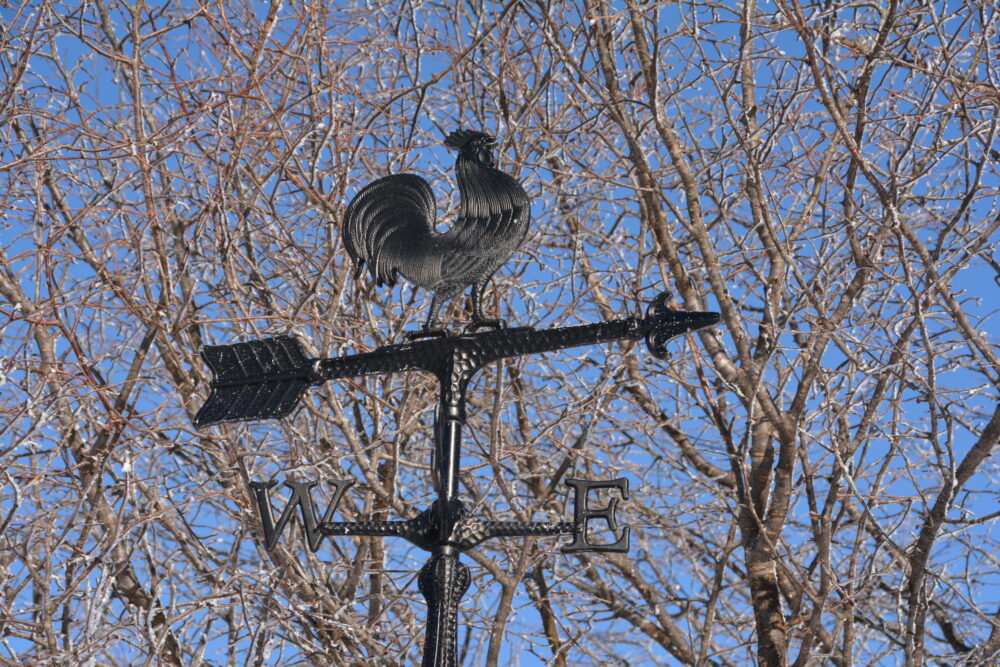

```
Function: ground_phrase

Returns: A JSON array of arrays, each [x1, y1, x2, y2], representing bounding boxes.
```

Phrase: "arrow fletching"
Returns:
[[194, 336, 315, 428]]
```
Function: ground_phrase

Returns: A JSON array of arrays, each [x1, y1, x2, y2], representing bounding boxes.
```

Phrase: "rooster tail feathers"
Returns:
[[343, 173, 435, 287]]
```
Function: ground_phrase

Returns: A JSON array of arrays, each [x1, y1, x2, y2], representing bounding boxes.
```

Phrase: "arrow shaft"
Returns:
[[312, 319, 645, 384]]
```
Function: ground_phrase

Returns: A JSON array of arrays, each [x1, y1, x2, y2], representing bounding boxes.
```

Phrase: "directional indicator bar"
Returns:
[[251, 480, 625, 554], [319, 510, 576, 552]]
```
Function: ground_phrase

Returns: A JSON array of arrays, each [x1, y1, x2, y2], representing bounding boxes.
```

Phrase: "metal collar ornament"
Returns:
[[193, 130, 720, 666]]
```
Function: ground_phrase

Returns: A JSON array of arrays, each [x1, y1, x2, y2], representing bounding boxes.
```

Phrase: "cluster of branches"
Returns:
[[1, 0, 998, 665]]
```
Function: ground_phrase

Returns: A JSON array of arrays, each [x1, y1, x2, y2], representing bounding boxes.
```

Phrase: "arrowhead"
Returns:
[[644, 292, 720, 360]]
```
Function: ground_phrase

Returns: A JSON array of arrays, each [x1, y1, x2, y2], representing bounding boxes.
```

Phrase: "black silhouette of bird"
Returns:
[[343, 130, 531, 337]]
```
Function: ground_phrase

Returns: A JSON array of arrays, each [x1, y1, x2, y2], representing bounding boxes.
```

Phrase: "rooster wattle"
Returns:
[[343, 130, 531, 337]]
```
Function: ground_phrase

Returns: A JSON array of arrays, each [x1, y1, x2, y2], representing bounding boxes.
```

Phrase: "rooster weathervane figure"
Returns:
[[343, 130, 529, 337]]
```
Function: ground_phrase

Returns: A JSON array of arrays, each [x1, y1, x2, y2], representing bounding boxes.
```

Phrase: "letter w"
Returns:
[[249, 480, 354, 553]]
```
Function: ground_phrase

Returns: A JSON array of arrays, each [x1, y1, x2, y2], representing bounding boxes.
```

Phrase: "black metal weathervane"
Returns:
[[194, 130, 720, 666]]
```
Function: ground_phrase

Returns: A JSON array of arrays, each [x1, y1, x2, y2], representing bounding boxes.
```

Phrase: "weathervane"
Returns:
[[194, 130, 720, 666]]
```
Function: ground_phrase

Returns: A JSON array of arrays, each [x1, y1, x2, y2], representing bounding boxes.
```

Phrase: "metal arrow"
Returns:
[[194, 293, 719, 428]]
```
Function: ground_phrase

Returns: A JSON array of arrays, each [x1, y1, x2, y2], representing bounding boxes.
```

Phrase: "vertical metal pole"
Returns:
[[418, 545, 470, 667], [436, 353, 466, 504], [419, 352, 472, 666]]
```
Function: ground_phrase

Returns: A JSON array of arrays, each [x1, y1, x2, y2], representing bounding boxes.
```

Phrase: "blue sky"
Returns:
[[2, 0, 999, 664]]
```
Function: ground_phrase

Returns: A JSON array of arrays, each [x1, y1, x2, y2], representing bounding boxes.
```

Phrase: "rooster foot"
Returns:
[[463, 318, 506, 334], [405, 327, 450, 341]]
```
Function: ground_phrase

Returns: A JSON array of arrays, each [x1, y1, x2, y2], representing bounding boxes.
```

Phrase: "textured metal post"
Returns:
[[420, 349, 475, 665], [436, 358, 462, 504], [419, 546, 471, 667]]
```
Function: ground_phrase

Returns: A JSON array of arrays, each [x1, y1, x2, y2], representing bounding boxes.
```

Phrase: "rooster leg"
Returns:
[[406, 294, 449, 340], [464, 281, 506, 333]]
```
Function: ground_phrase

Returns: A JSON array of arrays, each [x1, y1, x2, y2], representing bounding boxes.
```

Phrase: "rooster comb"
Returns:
[[444, 129, 496, 150]]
